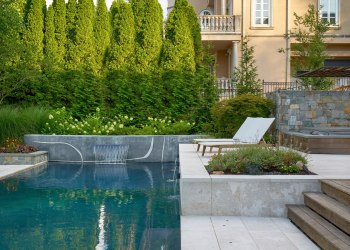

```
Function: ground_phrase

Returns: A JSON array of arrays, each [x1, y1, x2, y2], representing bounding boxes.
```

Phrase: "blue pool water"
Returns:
[[0, 162, 180, 249]]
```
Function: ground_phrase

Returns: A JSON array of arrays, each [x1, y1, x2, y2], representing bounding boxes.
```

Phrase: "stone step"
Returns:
[[287, 205, 350, 250], [304, 192, 350, 235], [321, 180, 350, 207]]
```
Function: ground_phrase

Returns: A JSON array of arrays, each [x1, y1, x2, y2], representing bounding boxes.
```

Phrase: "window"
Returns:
[[320, 0, 339, 25], [253, 0, 271, 26], [200, 9, 212, 16]]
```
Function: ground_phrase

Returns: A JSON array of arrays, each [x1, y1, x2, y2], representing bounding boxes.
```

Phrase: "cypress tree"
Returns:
[[52, 0, 66, 66], [44, 5, 58, 65], [161, 0, 196, 72], [74, 0, 97, 72], [23, 0, 45, 70], [94, 0, 110, 73], [65, 0, 77, 69], [107, 0, 135, 70], [131, 0, 163, 72]]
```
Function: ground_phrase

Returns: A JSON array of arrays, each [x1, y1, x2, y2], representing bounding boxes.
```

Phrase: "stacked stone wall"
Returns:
[[267, 91, 350, 132]]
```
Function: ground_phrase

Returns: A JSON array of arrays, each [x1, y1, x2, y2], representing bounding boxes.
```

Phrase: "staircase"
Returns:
[[287, 180, 350, 250]]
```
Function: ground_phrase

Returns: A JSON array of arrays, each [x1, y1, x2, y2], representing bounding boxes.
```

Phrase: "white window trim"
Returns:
[[251, 0, 273, 27], [319, 0, 340, 26]]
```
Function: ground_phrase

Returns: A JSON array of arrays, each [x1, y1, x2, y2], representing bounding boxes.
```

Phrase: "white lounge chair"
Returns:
[[195, 117, 275, 156]]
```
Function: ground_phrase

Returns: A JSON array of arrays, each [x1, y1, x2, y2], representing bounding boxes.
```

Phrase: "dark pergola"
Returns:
[[297, 60, 350, 78]]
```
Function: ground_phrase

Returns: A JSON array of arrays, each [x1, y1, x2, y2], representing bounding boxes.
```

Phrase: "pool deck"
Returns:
[[1, 146, 350, 250]]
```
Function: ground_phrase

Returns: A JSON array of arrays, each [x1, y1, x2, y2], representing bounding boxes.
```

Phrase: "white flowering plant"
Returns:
[[42, 108, 195, 135]]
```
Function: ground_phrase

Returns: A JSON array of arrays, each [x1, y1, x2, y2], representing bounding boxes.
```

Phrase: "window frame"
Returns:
[[319, 0, 340, 26], [251, 0, 272, 27]]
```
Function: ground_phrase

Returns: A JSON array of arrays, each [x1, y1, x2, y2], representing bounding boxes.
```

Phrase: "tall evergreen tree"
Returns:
[[65, 0, 77, 69], [23, 0, 45, 70], [107, 0, 135, 71], [74, 0, 97, 72], [44, 5, 58, 66], [161, 0, 195, 72], [131, 0, 163, 72], [94, 0, 110, 73], [234, 37, 262, 96], [52, 0, 66, 66]]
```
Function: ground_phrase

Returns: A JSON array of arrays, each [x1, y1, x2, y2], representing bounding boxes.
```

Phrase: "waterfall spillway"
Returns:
[[93, 144, 129, 164]]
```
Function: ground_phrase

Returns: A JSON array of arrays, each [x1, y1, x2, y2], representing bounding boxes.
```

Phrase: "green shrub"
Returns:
[[206, 147, 308, 174], [211, 94, 275, 138], [0, 106, 49, 145]]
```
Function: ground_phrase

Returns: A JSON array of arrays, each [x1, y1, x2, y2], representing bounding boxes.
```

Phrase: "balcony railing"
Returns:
[[199, 15, 241, 33]]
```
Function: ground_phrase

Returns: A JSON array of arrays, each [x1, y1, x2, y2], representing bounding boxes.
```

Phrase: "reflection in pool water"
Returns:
[[0, 163, 180, 250]]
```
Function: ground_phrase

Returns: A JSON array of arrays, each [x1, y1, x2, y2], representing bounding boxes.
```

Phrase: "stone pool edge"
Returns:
[[179, 144, 323, 217]]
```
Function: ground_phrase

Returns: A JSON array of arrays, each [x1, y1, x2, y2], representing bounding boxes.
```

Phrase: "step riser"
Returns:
[[304, 195, 350, 235], [321, 181, 350, 207], [288, 206, 350, 250]]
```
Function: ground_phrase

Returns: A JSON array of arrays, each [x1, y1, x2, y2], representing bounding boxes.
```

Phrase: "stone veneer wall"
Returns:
[[267, 91, 350, 132]]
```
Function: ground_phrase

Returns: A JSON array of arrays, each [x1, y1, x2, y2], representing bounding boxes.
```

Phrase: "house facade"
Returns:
[[168, 0, 350, 86]]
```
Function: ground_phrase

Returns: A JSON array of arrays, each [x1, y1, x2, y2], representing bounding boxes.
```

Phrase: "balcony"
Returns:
[[199, 15, 241, 34]]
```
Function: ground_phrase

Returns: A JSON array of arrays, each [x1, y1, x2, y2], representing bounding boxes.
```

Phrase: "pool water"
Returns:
[[0, 162, 180, 250]]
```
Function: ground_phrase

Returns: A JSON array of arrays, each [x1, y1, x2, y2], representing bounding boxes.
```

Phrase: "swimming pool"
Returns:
[[0, 162, 180, 249]]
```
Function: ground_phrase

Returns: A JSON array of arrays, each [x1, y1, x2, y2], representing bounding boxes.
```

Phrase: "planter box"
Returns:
[[0, 151, 48, 165], [179, 144, 321, 217]]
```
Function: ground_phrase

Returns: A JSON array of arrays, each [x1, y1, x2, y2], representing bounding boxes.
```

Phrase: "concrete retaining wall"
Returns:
[[267, 90, 350, 132], [180, 144, 321, 217], [24, 135, 199, 163]]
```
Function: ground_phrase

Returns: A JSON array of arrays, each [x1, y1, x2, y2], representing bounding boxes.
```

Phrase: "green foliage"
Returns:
[[206, 147, 308, 174], [290, 4, 333, 90], [0, 106, 49, 145], [52, 0, 66, 66], [23, 0, 45, 70], [107, 0, 135, 70], [233, 37, 262, 95], [94, 0, 110, 74], [42, 107, 195, 135], [131, 0, 163, 72], [73, 0, 97, 72], [65, 0, 77, 70], [161, 0, 196, 72], [44, 6, 58, 67], [211, 94, 275, 138]]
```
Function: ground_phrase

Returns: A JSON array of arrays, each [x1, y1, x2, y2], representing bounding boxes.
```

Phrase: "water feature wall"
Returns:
[[24, 135, 200, 163]]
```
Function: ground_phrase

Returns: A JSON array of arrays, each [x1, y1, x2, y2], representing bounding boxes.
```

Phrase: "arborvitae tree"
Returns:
[[44, 5, 58, 65], [74, 0, 97, 72], [94, 0, 110, 73], [233, 37, 262, 96], [23, 0, 45, 70], [52, 0, 66, 66], [107, 0, 135, 70], [161, 0, 196, 72], [65, 0, 77, 69], [131, 0, 163, 72], [185, 3, 202, 66]]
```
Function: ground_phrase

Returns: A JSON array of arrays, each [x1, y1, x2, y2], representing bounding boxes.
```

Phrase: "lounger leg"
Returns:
[[209, 147, 213, 153], [197, 144, 200, 152], [202, 146, 207, 156]]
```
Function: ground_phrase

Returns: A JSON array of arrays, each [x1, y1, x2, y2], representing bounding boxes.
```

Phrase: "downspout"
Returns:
[[285, 0, 290, 82], [241, 0, 245, 39]]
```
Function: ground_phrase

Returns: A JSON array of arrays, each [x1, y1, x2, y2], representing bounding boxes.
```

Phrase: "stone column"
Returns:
[[231, 41, 238, 79], [221, 0, 226, 15]]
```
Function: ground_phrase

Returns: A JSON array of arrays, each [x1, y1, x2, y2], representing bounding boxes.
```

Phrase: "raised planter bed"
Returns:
[[179, 144, 321, 217], [0, 151, 48, 165]]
